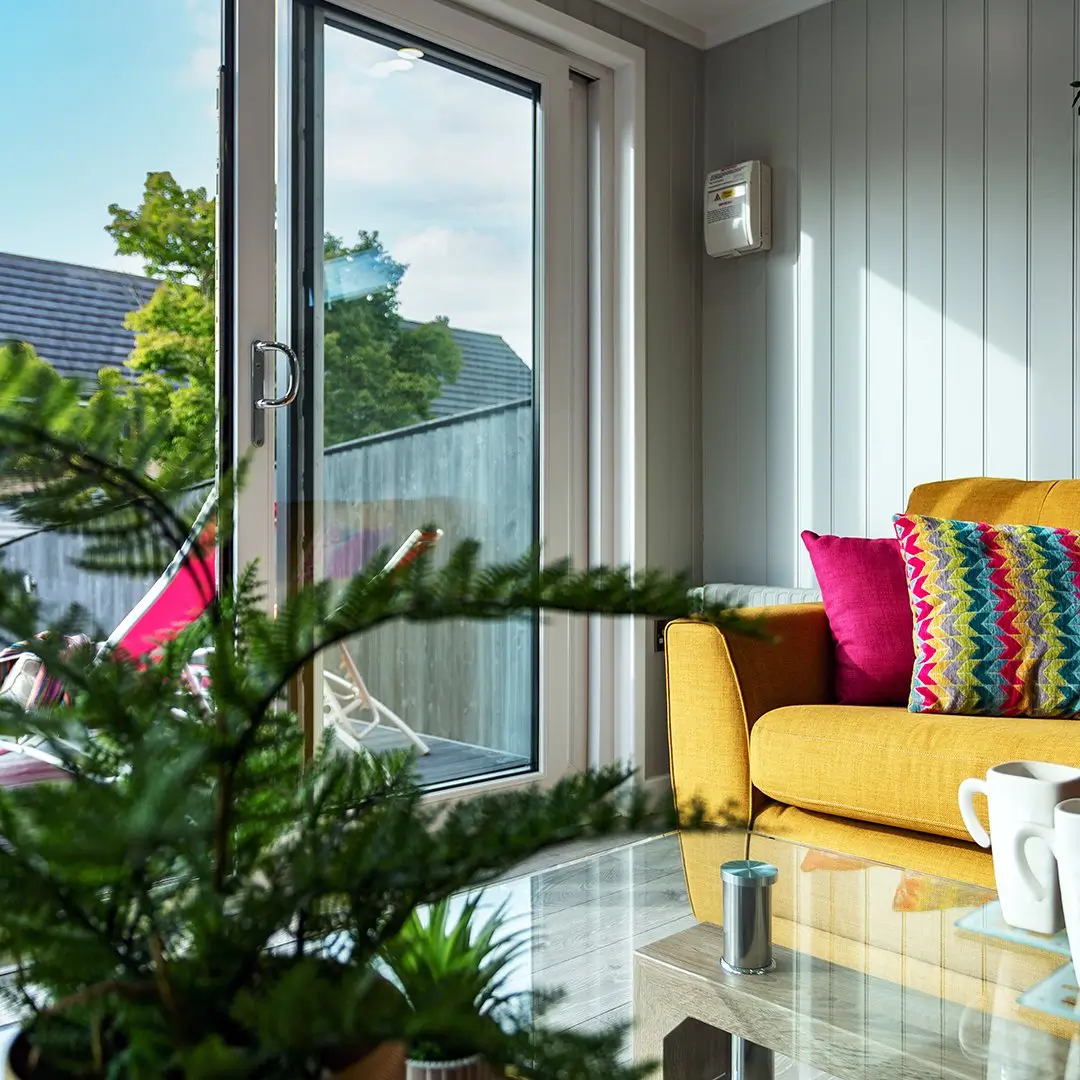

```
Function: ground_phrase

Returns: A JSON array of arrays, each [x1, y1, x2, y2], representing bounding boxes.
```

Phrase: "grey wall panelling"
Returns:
[[703, 0, 1080, 588]]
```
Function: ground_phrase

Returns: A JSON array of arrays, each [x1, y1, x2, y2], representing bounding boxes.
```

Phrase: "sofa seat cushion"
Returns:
[[749, 706, 1080, 842]]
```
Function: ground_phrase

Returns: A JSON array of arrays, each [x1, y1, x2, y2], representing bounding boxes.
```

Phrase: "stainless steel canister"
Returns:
[[720, 859, 778, 975]]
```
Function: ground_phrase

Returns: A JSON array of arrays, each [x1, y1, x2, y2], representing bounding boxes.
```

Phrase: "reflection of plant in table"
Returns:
[[0, 347, 748, 1079]]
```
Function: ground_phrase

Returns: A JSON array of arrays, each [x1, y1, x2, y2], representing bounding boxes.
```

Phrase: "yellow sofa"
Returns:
[[666, 477, 1080, 921]]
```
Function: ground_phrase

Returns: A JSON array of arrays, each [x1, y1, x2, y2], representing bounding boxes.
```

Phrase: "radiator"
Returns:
[[693, 582, 822, 609]]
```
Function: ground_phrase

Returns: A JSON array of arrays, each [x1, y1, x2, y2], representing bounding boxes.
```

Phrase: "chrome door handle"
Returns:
[[251, 339, 300, 447]]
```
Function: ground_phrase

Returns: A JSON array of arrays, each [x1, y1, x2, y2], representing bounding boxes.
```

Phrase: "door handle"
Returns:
[[251, 339, 300, 447]]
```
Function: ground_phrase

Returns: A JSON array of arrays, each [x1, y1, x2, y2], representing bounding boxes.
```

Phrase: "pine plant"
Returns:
[[0, 346, 749, 1079]]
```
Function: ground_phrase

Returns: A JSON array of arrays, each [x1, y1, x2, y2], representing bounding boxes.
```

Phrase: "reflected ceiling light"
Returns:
[[397, 46, 424, 60], [369, 58, 413, 78]]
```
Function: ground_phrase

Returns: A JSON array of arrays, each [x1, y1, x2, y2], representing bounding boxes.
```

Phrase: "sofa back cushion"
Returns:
[[906, 478, 1080, 531], [894, 513, 1080, 717], [801, 531, 913, 706]]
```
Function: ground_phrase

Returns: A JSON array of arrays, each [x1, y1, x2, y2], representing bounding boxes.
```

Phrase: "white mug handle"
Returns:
[[958, 777, 991, 848], [1013, 822, 1058, 903]]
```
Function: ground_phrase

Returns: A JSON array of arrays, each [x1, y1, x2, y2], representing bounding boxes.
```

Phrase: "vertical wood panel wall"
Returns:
[[703, 0, 1080, 588]]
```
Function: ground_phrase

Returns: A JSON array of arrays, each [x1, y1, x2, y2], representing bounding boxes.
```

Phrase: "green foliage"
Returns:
[[381, 897, 523, 1061], [0, 343, 216, 583], [0, 350, 747, 1078], [98, 174, 462, 468], [106, 171, 215, 292], [322, 232, 462, 445]]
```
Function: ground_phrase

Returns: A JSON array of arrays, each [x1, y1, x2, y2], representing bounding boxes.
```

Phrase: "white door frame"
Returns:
[[228, 0, 648, 786], [232, 0, 608, 787], [228, 0, 279, 592], [463, 1, 649, 778]]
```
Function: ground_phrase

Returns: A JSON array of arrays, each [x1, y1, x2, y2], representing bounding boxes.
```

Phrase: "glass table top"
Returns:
[[1, 825, 1073, 1076], [634, 827, 1080, 1080]]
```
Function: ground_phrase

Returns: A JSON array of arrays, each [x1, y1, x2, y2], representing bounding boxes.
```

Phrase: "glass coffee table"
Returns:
[[634, 829, 1080, 1079]]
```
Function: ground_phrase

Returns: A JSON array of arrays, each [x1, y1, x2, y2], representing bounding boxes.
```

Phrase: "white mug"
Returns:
[[959, 761, 1080, 934], [1014, 798, 1080, 967]]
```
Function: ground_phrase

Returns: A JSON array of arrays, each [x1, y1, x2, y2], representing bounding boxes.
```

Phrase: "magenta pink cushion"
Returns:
[[801, 531, 915, 705]]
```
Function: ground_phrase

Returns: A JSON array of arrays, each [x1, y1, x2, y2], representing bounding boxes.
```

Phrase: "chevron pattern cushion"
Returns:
[[892, 514, 1080, 717]]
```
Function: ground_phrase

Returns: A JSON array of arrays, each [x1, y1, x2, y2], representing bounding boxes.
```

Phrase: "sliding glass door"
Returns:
[[227, 0, 584, 788]]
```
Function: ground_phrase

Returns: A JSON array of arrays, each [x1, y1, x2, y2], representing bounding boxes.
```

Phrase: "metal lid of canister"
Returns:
[[721, 859, 778, 887]]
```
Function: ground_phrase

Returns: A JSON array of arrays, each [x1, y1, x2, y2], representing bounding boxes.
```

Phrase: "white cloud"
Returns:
[[321, 26, 535, 363], [179, 0, 219, 120], [184, 43, 219, 88], [394, 227, 533, 367], [323, 66, 532, 206], [367, 58, 415, 79]]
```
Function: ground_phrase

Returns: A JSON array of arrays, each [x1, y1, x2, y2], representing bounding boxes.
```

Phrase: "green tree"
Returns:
[[101, 172, 216, 468], [323, 232, 461, 445], [99, 172, 461, 463]]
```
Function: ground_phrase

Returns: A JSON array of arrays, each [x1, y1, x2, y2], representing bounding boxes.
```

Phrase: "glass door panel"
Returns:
[[287, 2, 583, 794], [231, 0, 579, 787], [305, 12, 540, 787], [1, 0, 220, 635]]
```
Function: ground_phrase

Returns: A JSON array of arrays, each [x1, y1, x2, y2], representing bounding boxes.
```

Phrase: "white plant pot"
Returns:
[[405, 1054, 486, 1080], [4, 1032, 26, 1080]]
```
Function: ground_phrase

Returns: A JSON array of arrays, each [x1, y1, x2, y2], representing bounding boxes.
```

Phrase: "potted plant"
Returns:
[[380, 897, 523, 1080], [0, 347, 747, 1078]]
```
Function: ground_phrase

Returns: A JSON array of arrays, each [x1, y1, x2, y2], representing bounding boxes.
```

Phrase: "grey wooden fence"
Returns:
[[323, 398, 535, 759], [3, 400, 536, 760], [3, 531, 158, 638]]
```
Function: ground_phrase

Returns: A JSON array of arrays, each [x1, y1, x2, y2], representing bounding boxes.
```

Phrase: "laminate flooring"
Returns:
[[478, 833, 697, 1059]]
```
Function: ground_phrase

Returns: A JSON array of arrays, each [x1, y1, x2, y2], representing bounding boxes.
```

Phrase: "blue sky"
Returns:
[[2, 2, 534, 362], [0, 0, 218, 275]]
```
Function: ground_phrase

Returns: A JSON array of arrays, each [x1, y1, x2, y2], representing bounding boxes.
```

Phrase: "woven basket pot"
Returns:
[[404, 1056, 488, 1080], [332, 1041, 409, 1080]]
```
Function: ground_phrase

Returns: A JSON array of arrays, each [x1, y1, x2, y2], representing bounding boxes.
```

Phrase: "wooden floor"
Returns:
[[476, 833, 697, 1063], [354, 725, 531, 787]]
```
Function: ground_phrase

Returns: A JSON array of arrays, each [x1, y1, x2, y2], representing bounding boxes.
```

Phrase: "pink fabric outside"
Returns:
[[801, 530, 915, 706], [116, 549, 216, 662], [0, 751, 68, 787]]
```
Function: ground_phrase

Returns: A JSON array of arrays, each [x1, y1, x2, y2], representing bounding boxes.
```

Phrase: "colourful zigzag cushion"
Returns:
[[892, 514, 1080, 717]]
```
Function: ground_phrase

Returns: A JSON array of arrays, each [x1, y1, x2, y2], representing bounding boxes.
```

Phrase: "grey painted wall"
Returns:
[[703, 0, 1080, 589], [537, 0, 705, 777]]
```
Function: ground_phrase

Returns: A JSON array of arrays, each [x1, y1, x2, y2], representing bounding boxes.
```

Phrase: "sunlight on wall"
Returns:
[[791, 254, 1021, 591]]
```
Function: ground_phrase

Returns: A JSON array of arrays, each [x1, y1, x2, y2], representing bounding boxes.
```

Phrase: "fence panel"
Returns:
[[324, 400, 534, 758]]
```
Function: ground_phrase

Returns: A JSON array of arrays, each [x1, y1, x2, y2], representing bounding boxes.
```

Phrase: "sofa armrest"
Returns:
[[665, 604, 832, 827]]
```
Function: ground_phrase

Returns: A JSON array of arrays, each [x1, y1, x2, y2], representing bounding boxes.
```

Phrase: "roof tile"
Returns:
[[0, 253, 533, 416]]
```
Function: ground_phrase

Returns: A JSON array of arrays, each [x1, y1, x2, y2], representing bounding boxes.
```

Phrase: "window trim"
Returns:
[[458, 0, 649, 775]]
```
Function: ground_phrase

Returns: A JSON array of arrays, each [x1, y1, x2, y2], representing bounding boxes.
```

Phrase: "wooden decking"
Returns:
[[352, 725, 531, 787]]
